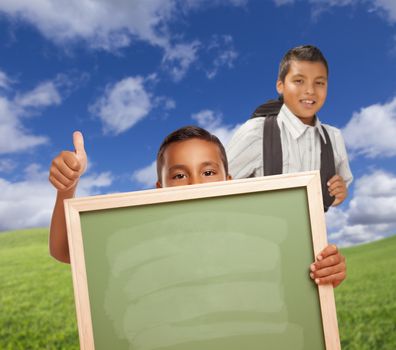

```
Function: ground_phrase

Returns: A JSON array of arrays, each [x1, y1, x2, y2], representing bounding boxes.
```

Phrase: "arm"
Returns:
[[327, 128, 353, 206], [328, 174, 347, 206], [48, 131, 87, 263], [310, 244, 346, 288], [225, 119, 263, 179]]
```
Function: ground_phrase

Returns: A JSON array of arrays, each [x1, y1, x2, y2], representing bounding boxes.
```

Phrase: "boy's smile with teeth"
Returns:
[[276, 60, 328, 126]]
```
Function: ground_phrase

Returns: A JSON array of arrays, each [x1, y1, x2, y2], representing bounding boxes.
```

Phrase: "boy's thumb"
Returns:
[[73, 131, 86, 160]]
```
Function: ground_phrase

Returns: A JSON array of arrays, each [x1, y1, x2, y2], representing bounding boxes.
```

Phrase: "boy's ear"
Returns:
[[156, 181, 162, 188], [276, 80, 284, 95]]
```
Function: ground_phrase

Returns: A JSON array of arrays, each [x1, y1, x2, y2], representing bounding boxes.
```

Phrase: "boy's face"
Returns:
[[156, 138, 231, 188], [276, 60, 328, 125]]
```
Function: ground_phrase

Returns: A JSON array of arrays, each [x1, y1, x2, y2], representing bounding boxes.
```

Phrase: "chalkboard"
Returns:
[[65, 171, 340, 350]]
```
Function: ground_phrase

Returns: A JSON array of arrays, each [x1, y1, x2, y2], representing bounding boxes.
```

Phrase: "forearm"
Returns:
[[49, 187, 76, 263]]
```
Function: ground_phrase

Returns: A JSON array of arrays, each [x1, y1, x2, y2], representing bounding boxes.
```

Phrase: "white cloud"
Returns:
[[184, 0, 248, 7], [153, 96, 176, 111], [0, 0, 172, 49], [327, 170, 396, 247], [342, 97, 396, 158], [0, 1, 246, 80], [0, 73, 68, 154], [90, 76, 152, 135], [0, 164, 113, 231], [325, 206, 348, 232], [205, 35, 238, 79], [0, 158, 17, 173], [191, 109, 241, 145], [131, 161, 157, 189], [0, 70, 13, 90], [274, 0, 396, 23], [368, 0, 396, 23], [15, 81, 61, 109], [348, 171, 396, 225], [0, 96, 48, 154], [162, 41, 200, 82], [78, 172, 114, 196], [273, 0, 295, 6]]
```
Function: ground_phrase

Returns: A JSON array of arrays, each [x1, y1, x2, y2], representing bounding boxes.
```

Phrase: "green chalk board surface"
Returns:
[[79, 187, 324, 350]]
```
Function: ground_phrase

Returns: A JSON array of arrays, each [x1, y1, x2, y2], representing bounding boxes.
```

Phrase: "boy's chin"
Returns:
[[294, 113, 316, 125]]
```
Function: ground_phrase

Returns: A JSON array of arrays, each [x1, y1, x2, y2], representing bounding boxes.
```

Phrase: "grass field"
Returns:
[[1, 228, 395, 349], [335, 234, 396, 349]]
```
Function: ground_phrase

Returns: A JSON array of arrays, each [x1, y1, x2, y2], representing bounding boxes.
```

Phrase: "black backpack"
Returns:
[[251, 98, 336, 211]]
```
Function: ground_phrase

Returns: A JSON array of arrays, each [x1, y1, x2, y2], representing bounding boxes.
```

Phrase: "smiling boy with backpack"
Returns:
[[227, 45, 352, 211], [226, 45, 351, 286]]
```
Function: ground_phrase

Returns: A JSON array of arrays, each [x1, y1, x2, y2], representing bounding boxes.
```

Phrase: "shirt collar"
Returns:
[[278, 104, 327, 143]]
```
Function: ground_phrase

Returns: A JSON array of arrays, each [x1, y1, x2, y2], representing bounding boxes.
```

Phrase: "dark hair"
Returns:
[[156, 125, 229, 183], [278, 45, 329, 82]]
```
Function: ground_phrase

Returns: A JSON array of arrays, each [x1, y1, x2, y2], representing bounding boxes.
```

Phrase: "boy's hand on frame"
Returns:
[[310, 244, 346, 288], [49, 131, 87, 192], [327, 175, 347, 206]]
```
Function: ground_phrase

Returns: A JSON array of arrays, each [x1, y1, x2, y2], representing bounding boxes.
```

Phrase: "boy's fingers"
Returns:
[[328, 180, 344, 191], [327, 175, 341, 186], [50, 166, 77, 188], [55, 151, 81, 173], [316, 244, 338, 260], [329, 187, 346, 197], [311, 255, 342, 272], [312, 271, 346, 286], [49, 173, 74, 191], [311, 261, 345, 278], [328, 180, 346, 195]]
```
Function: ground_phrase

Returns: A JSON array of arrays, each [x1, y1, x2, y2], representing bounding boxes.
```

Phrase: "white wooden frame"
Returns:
[[64, 170, 340, 350]]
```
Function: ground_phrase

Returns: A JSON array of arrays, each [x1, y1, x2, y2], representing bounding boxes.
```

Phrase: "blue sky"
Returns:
[[0, 0, 395, 246]]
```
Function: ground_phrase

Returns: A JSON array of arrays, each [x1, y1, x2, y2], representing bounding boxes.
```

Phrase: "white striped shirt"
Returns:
[[226, 104, 353, 186]]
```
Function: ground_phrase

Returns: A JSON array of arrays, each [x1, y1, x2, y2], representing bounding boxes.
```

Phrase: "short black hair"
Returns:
[[278, 45, 329, 82], [156, 125, 228, 184]]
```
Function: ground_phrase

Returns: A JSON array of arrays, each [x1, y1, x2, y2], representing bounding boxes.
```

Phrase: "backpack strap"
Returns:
[[320, 126, 336, 212], [263, 116, 282, 176], [251, 98, 336, 212], [251, 98, 283, 176], [251, 98, 283, 119]]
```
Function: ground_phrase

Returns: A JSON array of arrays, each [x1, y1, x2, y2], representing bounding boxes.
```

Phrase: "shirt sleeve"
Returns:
[[225, 118, 264, 179], [329, 126, 353, 187]]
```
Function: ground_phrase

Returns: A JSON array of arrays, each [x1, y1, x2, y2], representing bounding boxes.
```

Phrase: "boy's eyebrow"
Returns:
[[291, 73, 327, 80], [167, 161, 221, 172], [201, 161, 221, 168], [167, 164, 189, 173]]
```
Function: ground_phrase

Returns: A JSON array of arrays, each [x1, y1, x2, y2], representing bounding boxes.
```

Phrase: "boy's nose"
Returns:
[[305, 82, 315, 94], [189, 174, 202, 185]]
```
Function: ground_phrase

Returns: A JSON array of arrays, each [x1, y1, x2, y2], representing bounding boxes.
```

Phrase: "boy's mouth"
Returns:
[[300, 99, 315, 105]]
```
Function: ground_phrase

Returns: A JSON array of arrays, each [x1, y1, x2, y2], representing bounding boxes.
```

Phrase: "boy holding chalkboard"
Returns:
[[48, 126, 346, 287], [226, 45, 353, 212]]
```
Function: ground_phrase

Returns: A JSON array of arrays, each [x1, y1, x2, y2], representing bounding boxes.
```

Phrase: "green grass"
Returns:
[[336, 235, 396, 349], [1, 228, 395, 349], [0, 228, 78, 350]]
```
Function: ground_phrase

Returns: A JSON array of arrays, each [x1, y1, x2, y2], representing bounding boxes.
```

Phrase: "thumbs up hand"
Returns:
[[49, 131, 88, 192]]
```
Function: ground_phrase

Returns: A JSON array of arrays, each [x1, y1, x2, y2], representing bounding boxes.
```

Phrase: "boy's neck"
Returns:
[[297, 115, 316, 126], [283, 104, 316, 126]]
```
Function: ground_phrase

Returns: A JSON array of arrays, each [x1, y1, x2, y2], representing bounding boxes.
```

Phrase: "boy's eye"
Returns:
[[203, 170, 216, 176], [316, 81, 326, 86], [294, 79, 303, 84], [172, 173, 187, 180]]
